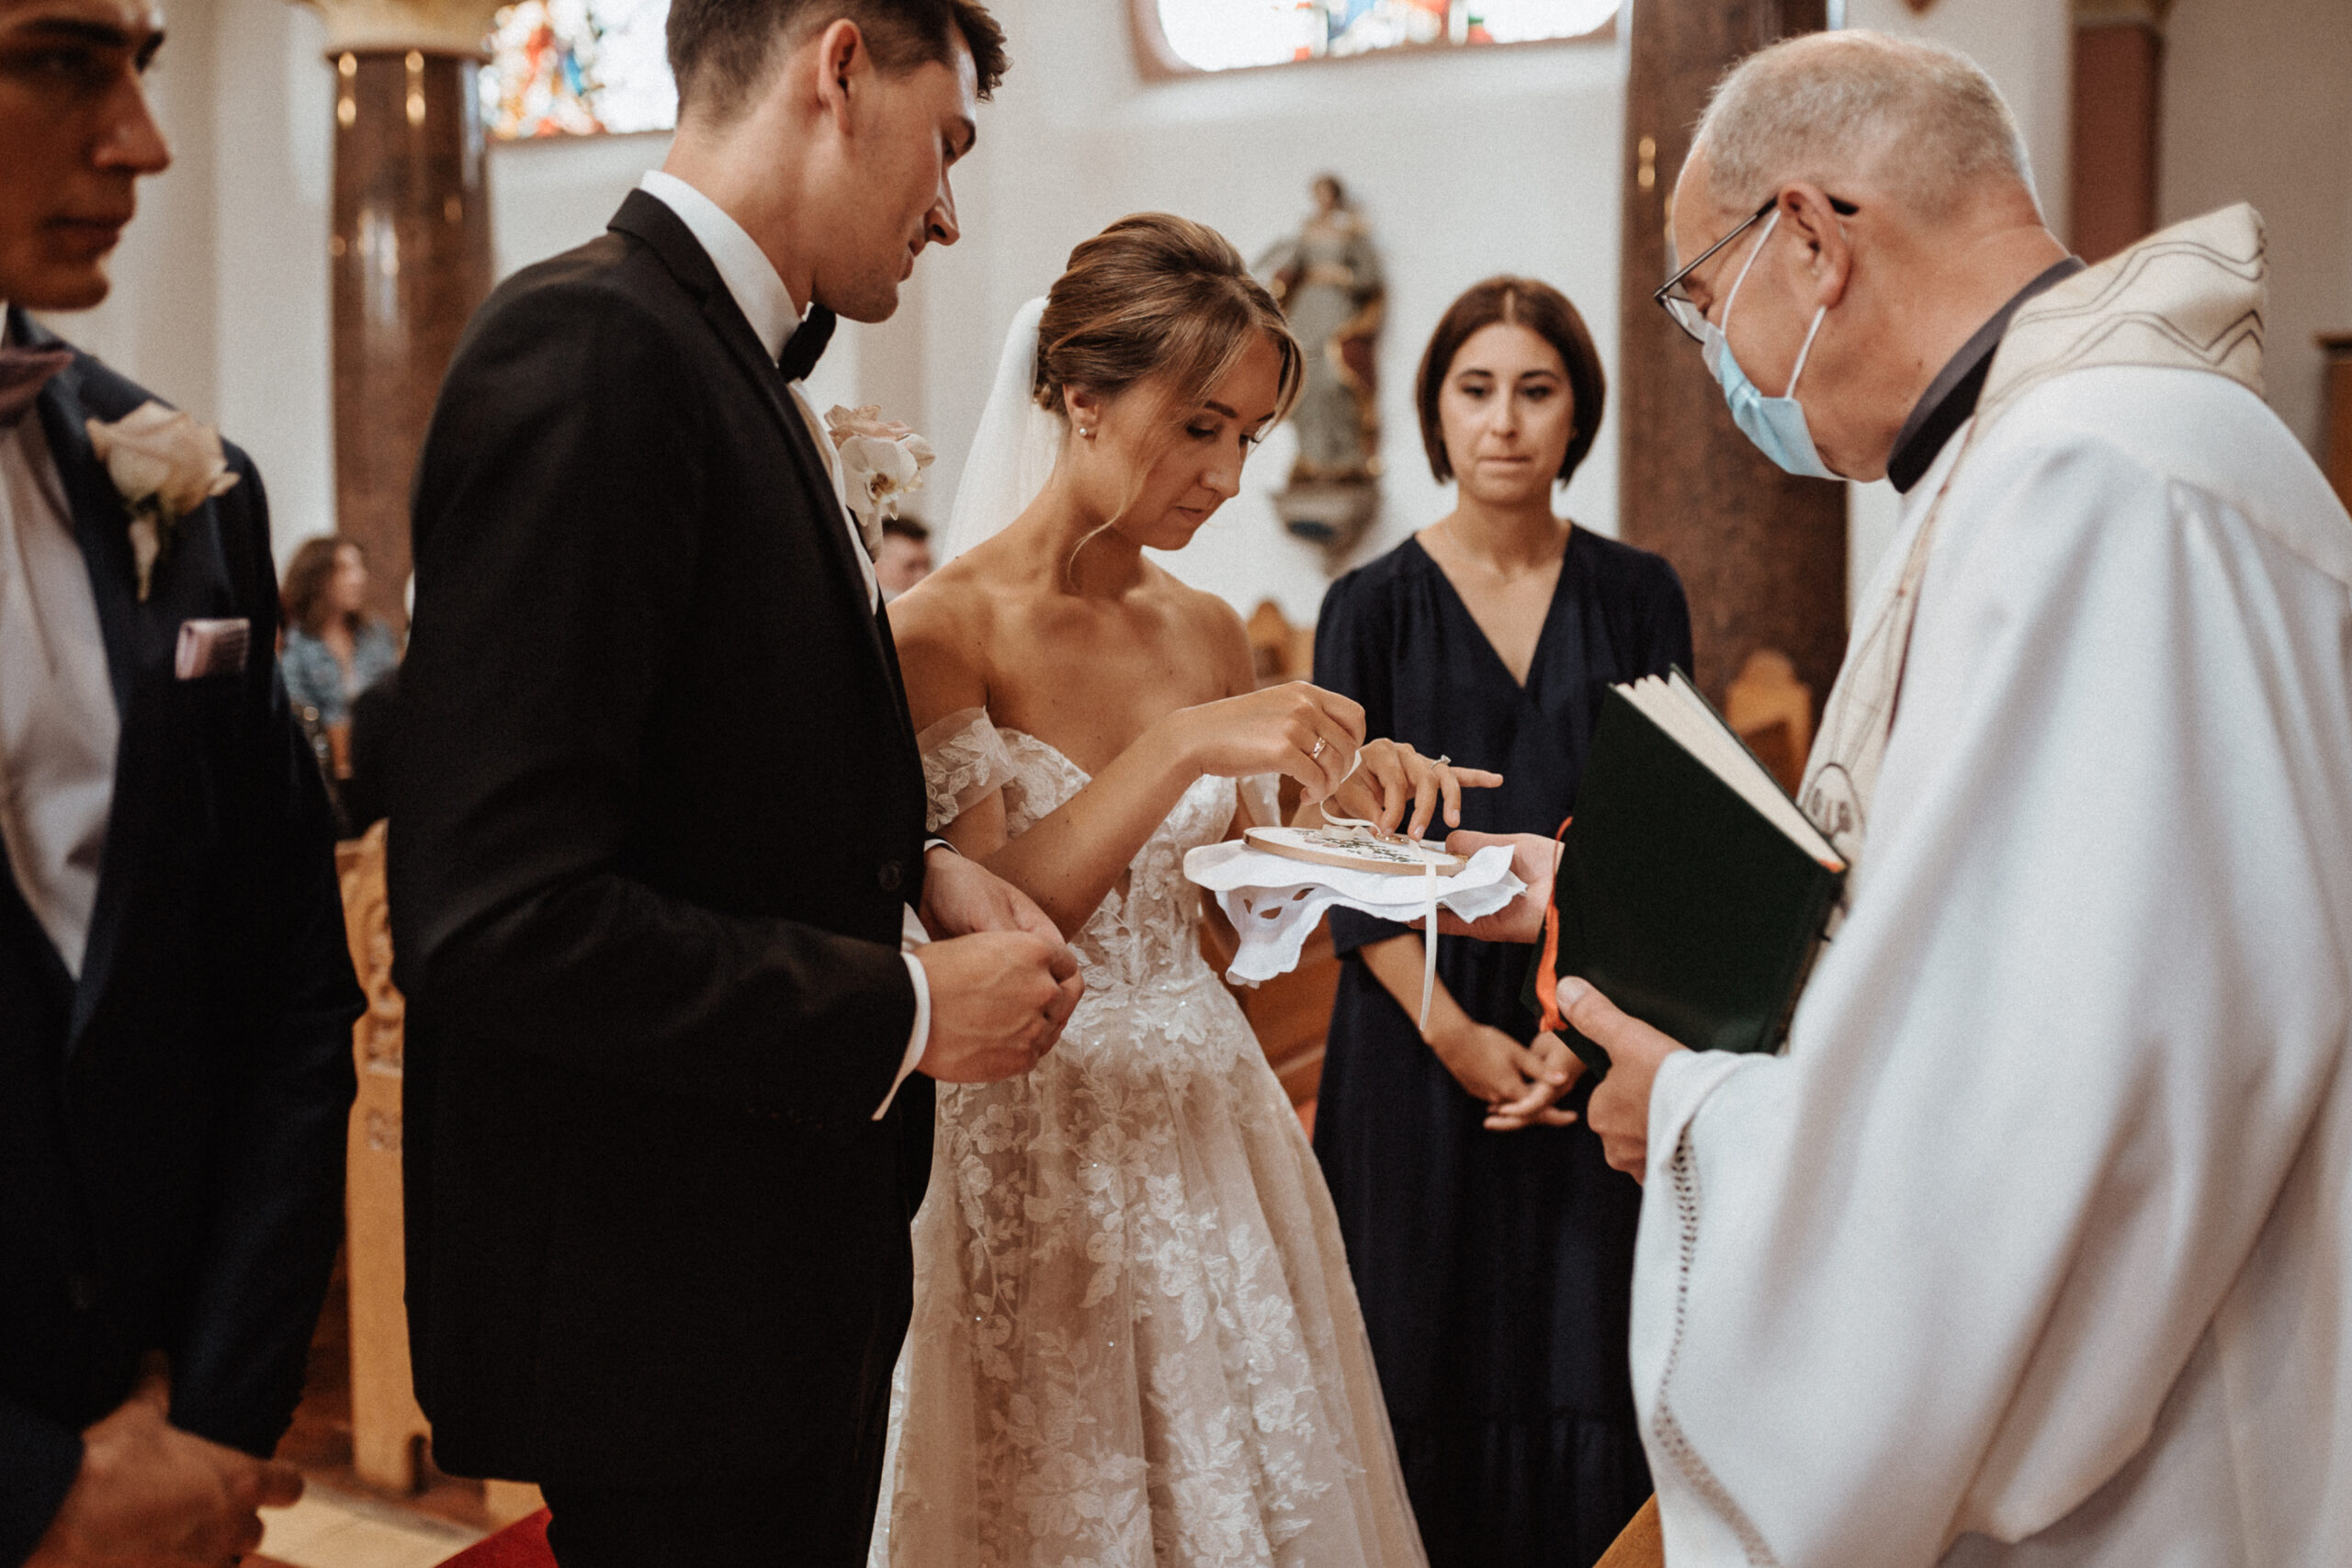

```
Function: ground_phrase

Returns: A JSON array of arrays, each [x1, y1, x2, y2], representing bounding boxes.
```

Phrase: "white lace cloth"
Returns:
[[1183, 840, 1522, 988], [873, 709, 1429, 1568]]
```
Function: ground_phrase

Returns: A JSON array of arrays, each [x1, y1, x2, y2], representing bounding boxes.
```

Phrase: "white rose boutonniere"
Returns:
[[823, 403, 934, 555], [85, 401, 240, 601]]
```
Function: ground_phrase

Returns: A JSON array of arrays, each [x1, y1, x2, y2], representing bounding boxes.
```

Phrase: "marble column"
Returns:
[[303, 0, 500, 631], [2071, 0, 2167, 264], [1617, 0, 1847, 716], [2321, 333, 2352, 513]]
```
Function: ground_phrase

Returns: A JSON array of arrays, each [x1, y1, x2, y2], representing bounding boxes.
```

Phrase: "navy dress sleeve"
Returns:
[[1638, 557, 1695, 676]]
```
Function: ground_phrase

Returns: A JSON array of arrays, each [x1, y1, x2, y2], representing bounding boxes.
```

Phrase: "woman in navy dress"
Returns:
[[1312, 277, 1691, 1568]]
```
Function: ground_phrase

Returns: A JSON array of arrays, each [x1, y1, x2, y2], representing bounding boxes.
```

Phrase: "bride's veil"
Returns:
[[943, 296, 1066, 561]]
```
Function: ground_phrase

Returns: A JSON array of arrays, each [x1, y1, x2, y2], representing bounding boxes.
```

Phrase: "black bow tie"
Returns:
[[778, 305, 836, 383]]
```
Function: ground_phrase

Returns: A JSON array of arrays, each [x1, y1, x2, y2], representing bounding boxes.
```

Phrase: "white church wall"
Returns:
[[52, 0, 340, 560], [1839, 0, 2072, 621], [210, 0, 336, 552], [489, 130, 668, 281], [2160, 0, 2352, 460], [62, 0, 222, 423]]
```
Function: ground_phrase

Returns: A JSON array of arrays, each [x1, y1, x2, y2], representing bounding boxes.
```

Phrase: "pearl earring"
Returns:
[[1080, 425, 1097, 440]]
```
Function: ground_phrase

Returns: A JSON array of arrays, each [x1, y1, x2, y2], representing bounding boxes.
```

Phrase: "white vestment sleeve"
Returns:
[[1630, 372, 2352, 1567]]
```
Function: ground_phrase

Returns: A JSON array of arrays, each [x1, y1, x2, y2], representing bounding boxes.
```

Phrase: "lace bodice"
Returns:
[[919, 708, 1240, 991]]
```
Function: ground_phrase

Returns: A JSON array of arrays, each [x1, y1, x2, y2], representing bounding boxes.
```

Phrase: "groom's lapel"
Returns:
[[15, 313, 168, 1046], [606, 193, 888, 665], [15, 312, 146, 720]]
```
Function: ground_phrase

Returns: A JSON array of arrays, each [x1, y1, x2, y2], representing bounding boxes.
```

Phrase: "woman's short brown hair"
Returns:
[[1415, 276, 1607, 486]]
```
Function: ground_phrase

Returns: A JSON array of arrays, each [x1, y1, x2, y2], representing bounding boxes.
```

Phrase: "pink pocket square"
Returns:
[[175, 617, 250, 680]]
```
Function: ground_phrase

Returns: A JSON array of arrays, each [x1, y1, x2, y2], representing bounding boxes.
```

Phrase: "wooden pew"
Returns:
[[335, 825, 429, 1495], [1246, 598, 1317, 687], [1723, 648, 1814, 798], [336, 825, 543, 1527]]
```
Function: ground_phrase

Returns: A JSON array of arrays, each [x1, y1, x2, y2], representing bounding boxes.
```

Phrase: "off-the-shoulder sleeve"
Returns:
[[917, 706, 1018, 832], [1640, 555, 1695, 675]]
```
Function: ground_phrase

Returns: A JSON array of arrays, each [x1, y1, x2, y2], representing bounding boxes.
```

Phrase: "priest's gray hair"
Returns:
[[1692, 31, 2037, 222]]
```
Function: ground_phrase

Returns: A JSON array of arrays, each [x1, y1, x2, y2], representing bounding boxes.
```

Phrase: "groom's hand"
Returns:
[[919, 845, 1062, 945], [28, 1363, 302, 1568], [919, 932, 1083, 1083]]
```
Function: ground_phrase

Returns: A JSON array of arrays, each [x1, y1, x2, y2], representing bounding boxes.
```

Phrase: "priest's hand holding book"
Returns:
[[1555, 979, 1686, 1179]]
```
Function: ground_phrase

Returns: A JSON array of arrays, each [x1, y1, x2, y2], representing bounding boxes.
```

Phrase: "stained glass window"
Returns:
[[1149, 0, 1619, 73], [483, 0, 675, 140], [479, 0, 1618, 138]]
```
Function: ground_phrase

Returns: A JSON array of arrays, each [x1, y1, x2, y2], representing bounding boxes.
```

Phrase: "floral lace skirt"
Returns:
[[871, 962, 1428, 1567]]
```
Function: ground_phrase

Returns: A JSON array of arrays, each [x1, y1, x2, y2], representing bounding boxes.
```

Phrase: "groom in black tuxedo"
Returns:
[[0, 1, 362, 1563], [392, 3, 1081, 1563]]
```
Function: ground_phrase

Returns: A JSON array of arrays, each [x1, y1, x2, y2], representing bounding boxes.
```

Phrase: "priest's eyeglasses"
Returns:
[[1654, 194, 1860, 344]]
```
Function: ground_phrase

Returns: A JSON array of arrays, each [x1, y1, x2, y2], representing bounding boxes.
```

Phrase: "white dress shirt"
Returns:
[[635, 173, 930, 1115], [0, 317, 119, 978]]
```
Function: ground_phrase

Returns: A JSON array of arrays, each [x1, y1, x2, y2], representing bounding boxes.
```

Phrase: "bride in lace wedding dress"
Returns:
[[869, 217, 1489, 1567]]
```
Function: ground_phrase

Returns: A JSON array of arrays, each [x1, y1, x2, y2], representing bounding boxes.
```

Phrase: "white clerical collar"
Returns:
[[638, 170, 804, 362]]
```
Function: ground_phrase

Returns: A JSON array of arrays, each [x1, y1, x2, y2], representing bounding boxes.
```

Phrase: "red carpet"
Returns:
[[436, 1508, 554, 1567]]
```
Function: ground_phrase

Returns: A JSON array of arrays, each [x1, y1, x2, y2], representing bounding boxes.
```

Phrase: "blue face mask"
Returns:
[[1699, 209, 1838, 480]]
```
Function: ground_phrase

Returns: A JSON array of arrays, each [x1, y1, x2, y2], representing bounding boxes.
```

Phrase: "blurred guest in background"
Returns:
[[1312, 277, 1690, 1568], [338, 668, 398, 835], [279, 536, 399, 728], [876, 513, 933, 601]]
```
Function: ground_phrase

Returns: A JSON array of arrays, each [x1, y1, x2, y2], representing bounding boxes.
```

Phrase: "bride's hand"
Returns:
[[1158, 682, 1366, 804], [1323, 740, 1503, 838]]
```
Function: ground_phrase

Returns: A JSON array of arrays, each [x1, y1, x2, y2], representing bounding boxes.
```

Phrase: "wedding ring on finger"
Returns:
[[1311, 738, 1327, 760]]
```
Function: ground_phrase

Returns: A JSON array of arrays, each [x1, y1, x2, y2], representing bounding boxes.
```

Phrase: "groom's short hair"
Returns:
[[668, 0, 1008, 123]]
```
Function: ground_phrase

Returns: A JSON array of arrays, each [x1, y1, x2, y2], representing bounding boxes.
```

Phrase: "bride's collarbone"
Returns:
[[971, 582, 1237, 775], [983, 681, 1225, 784]]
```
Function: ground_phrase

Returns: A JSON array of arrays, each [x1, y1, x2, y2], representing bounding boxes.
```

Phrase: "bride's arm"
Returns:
[[897, 589, 1364, 941]]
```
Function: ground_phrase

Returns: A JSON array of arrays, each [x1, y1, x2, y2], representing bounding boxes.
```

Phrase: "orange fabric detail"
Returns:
[[1535, 815, 1572, 1032]]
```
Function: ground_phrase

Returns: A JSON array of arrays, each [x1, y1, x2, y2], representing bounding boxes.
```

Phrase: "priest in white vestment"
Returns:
[[1548, 32, 2352, 1568]]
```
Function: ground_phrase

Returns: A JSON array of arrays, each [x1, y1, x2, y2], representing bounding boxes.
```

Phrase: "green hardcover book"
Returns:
[[1540, 669, 1846, 1077]]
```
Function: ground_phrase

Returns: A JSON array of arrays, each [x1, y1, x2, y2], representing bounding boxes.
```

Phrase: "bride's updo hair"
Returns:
[[1034, 213, 1304, 442]]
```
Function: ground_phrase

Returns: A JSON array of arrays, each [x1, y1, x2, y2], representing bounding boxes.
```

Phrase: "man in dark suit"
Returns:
[[390, 3, 1081, 1563], [0, 1, 363, 1563]]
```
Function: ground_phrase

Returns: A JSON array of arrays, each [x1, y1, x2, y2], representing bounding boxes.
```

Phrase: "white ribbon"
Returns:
[[1315, 748, 1442, 1032]]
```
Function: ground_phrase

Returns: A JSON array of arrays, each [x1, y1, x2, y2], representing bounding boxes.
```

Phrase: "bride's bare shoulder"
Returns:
[[888, 560, 1002, 727], [889, 550, 1001, 635], [1154, 569, 1258, 694]]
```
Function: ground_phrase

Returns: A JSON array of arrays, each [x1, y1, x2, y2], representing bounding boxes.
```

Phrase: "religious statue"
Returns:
[[1258, 175, 1385, 503]]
